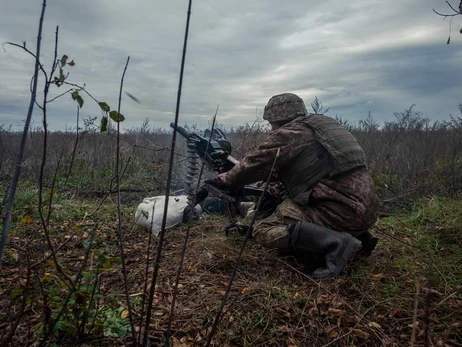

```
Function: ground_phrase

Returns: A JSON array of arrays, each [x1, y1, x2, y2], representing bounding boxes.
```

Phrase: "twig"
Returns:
[[61, 81, 101, 105], [322, 296, 390, 346], [50, 26, 59, 84], [0, 254, 32, 346], [423, 252, 433, 347], [45, 225, 98, 341], [410, 284, 420, 346], [205, 148, 281, 347], [2, 42, 49, 80], [434, 291, 458, 309], [433, 0, 462, 44], [75, 226, 97, 341], [137, 200, 157, 343], [114, 56, 137, 345], [46, 88, 73, 103], [56, 105, 80, 204], [433, 9, 460, 17], [0, 0, 47, 265], [445, 0, 461, 14], [36, 25, 74, 288], [141, 1, 193, 346], [372, 225, 429, 252]]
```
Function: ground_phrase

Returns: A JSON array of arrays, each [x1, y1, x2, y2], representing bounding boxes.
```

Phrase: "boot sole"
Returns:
[[312, 238, 362, 278]]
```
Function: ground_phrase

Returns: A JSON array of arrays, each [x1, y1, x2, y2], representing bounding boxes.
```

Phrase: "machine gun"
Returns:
[[170, 123, 283, 219], [171, 122, 238, 174]]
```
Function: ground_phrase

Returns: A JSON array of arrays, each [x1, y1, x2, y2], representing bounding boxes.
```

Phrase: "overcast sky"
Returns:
[[1, 0, 461, 131]]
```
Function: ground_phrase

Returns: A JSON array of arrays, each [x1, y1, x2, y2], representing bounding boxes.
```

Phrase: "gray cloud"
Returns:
[[1, 0, 461, 132]]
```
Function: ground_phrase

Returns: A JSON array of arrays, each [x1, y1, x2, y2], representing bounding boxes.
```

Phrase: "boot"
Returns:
[[288, 222, 362, 278], [356, 231, 378, 257]]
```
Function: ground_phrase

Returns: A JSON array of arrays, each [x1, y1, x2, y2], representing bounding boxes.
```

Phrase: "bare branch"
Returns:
[[142, 0, 193, 345], [446, 0, 461, 14], [432, 9, 459, 17], [0, 0, 47, 264], [114, 55, 137, 344], [434, 1, 462, 44], [49, 26, 59, 81], [46, 88, 73, 103], [3, 41, 49, 81], [61, 81, 100, 104]]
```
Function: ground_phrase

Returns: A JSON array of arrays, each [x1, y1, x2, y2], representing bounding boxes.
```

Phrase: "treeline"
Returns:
[[1, 105, 461, 201]]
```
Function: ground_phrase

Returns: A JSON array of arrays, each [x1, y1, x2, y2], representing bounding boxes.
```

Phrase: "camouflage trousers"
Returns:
[[252, 169, 379, 251], [252, 199, 309, 251]]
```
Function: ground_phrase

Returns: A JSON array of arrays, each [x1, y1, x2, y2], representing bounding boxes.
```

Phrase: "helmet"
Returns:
[[263, 93, 307, 123]]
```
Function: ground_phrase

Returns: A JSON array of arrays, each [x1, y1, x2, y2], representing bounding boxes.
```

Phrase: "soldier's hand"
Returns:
[[194, 186, 209, 204], [182, 205, 193, 222], [217, 172, 227, 182]]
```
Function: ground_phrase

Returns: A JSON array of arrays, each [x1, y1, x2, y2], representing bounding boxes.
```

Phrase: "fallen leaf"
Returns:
[[328, 330, 338, 338], [351, 328, 370, 340], [371, 273, 386, 281], [180, 336, 194, 343], [275, 325, 291, 333], [120, 309, 129, 319], [20, 215, 33, 224], [241, 287, 250, 294], [368, 322, 382, 329]]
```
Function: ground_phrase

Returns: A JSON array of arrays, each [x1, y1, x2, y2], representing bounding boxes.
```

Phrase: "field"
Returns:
[[1, 108, 462, 346]]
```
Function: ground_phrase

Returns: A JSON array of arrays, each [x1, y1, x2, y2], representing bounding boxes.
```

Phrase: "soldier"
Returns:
[[207, 93, 380, 278]]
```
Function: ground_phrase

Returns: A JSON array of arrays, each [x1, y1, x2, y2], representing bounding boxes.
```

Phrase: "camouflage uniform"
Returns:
[[221, 94, 379, 251]]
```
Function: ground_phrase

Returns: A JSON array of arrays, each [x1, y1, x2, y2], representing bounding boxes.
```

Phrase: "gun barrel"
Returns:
[[170, 122, 191, 139]]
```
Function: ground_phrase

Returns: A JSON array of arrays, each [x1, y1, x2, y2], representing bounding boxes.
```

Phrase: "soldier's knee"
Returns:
[[252, 225, 290, 251]]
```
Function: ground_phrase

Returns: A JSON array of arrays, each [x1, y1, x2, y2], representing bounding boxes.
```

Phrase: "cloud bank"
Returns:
[[1, 0, 461, 131]]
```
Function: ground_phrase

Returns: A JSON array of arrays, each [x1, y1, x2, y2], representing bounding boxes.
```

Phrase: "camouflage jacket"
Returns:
[[221, 116, 379, 233], [222, 118, 318, 188]]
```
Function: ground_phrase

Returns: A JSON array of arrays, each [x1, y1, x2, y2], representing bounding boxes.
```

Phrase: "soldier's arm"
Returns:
[[221, 124, 312, 187]]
